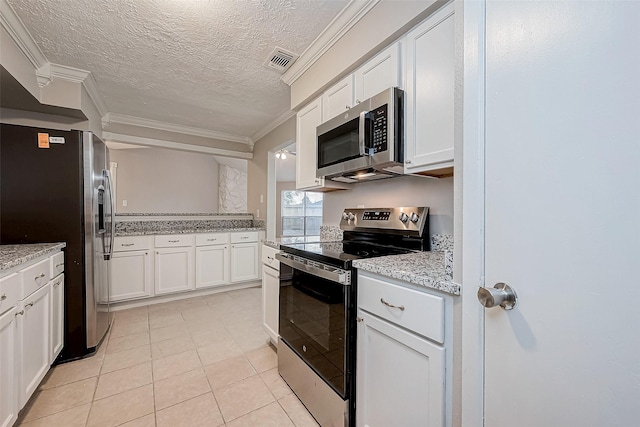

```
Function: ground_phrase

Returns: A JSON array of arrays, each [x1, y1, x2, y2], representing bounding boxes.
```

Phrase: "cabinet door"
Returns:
[[355, 42, 401, 102], [196, 245, 229, 288], [110, 250, 153, 301], [322, 75, 354, 121], [261, 265, 279, 344], [0, 307, 18, 427], [404, 5, 455, 174], [155, 247, 195, 295], [296, 98, 325, 190], [50, 274, 64, 363], [230, 243, 259, 283], [17, 283, 51, 408], [357, 309, 445, 427]]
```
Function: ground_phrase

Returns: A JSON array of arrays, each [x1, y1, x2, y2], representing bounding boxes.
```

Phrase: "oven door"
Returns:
[[277, 253, 355, 399]]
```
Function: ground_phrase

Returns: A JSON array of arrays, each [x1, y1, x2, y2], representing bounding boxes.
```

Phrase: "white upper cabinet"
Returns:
[[322, 75, 355, 121], [404, 3, 455, 175], [296, 97, 323, 190], [355, 42, 401, 102]]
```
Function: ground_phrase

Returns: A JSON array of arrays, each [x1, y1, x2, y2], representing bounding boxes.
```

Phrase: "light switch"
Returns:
[[260, 194, 264, 203], [256, 209, 260, 218], [122, 200, 128, 207]]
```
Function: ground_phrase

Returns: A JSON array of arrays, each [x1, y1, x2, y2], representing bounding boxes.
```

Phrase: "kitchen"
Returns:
[[1, 1, 639, 427]]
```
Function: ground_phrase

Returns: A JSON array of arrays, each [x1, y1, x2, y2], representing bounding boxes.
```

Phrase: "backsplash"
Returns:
[[320, 225, 343, 241], [431, 234, 454, 251]]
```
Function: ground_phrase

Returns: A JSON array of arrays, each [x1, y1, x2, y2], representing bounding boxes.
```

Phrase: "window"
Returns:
[[281, 191, 323, 236]]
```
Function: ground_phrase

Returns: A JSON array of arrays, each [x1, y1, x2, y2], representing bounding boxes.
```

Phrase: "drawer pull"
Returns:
[[241, 236, 249, 239], [15, 310, 24, 316], [1, 294, 6, 301], [54, 281, 61, 288], [168, 240, 180, 243], [55, 262, 64, 268], [207, 239, 217, 241], [34, 273, 46, 280], [267, 256, 273, 261], [26, 302, 34, 308], [121, 243, 135, 247], [356, 316, 364, 323], [380, 298, 405, 311]]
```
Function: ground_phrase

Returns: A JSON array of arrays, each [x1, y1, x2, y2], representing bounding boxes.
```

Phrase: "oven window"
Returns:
[[279, 266, 351, 397], [317, 117, 361, 169]]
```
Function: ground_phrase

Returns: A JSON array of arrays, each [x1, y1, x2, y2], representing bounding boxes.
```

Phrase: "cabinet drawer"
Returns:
[[0, 273, 20, 314], [261, 245, 280, 269], [50, 251, 65, 277], [114, 236, 151, 252], [155, 234, 195, 248], [196, 233, 230, 247], [230, 231, 258, 244], [19, 258, 51, 300], [358, 273, 445, 344]]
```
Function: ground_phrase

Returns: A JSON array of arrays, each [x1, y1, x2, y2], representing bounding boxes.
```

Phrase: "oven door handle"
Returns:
[[276, 253, 351, 285]]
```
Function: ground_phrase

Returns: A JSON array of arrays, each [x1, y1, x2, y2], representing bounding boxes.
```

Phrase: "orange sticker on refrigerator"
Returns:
[[37, 133, 50, 148]]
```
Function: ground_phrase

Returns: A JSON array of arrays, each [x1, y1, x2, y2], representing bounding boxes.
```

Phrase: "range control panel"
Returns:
[[339, 207, 429, 237]]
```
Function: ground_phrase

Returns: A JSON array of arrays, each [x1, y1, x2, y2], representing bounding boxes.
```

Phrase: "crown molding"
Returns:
[[102, 113, 252, 146], [81, 72, 108, 117], [281, 0, 380, 86], [0, 0, 47, 68], [102, 132, 253, 159], [250, 109, 296, 143]]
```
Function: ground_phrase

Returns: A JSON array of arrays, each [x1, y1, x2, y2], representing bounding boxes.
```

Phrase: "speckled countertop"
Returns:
[[262, 236, 323, 249], [115, 213, 253, 217], [353, 251, 460, 296], [116, 227, 265, 237], [0, 243, 66, 273]]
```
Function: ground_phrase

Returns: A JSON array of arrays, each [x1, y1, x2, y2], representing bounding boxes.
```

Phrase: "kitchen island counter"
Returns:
[[0, 242, 66, 272]]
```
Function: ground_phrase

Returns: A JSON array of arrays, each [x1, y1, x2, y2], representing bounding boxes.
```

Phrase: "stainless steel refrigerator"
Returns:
[[0, 123, 114, 361]]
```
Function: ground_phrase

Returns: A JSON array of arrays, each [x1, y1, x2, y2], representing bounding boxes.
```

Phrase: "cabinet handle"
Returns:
[[207, 238, 217, 241], [355, 99, 361, 104], [55, 262, 64, 268], [380, 298, 405, 311], [54, 281, 61, 288], [1, 294, 6, 301], [15, 310, 24, 316], [405, 159, 412, 164], [121, 243, 135, 247], [241, 236, 249, 240], [356, 316, 364, 323], [267, 256, 273, 261], [345, 105, 350, 110], [145, 252, 148, 255], [34, 273, 45, 281], [168, 240, 179, 243], [26, 302, 34, 308]]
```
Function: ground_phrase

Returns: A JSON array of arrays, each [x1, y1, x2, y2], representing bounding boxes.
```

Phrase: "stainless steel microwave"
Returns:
[[316, 87, 404, 182]]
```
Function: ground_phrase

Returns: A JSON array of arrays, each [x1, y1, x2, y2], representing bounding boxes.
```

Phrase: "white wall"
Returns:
[[109, 147, 219, 213], [322, 176, 454, 235]]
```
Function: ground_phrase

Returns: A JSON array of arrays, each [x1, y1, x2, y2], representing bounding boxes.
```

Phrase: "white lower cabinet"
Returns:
[[110, 236, 153, 302], [261, 245, 280, 344], [230, 243, 259, 283], [155, 246, 195, 295], [0, 307, 18, 427], [17, 282, 51, 408], [195, 232, 230, 289], [50, 274, 64, 363], [356, 271, 451, 427]]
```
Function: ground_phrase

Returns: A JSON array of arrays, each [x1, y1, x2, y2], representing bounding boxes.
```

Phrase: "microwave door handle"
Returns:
[[359, 111, 374, 156]]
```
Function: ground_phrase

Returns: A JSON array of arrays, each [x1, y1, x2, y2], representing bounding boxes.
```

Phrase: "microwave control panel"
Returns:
[[371, 104, 388, 153]]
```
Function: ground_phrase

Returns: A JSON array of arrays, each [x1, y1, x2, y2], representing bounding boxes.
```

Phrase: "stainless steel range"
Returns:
[[276, 207, 429, 427]]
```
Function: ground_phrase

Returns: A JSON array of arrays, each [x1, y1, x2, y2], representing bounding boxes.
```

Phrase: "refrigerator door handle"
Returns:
[[103, 170, 115, 261]]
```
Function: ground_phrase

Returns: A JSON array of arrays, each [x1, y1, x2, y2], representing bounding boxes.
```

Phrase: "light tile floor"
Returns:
[[16, 287, 320, 427]]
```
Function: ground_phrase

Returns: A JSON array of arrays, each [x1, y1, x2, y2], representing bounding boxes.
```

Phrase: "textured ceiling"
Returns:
[[8, 0, 348, 138]]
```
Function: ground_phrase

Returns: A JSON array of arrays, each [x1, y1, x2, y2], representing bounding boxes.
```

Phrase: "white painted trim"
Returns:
[[251, 109, 296, 143], [281, 0, 380, 85], [108, 281, 261, 312], [80, 72, 108, 117], [266, 150, 277, 241], [102, 132, 253, 159], [460, 0, 486, 426], [102, 112, 252, 145], [0, 0, 47, 68]]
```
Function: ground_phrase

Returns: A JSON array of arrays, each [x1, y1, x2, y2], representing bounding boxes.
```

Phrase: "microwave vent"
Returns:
[[265, 47, 298, 73]]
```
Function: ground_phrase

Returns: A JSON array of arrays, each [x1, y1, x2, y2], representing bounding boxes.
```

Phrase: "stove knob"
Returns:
[[342, 212, 349, 221], [410, 212, 420, 223], [399, 212, 409, 223], [348, 212, 356, 221]]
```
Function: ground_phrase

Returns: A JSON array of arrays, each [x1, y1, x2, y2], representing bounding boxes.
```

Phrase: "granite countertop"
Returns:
[[116, 227, 265, 237], [353, 251, 460, 296], [262, 236, 323, 249], [0, 243, 66, 273], [115, 212, 253, 217]]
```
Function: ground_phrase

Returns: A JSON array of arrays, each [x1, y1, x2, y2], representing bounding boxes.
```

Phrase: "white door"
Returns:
[[50, 274, 64, 362], [479, 1, 640, 425], [196, 245, 229, 288], [0, 307, 18, 427], [230, 243, 259, 283], [155, 247, 194, 295]]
